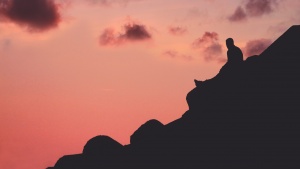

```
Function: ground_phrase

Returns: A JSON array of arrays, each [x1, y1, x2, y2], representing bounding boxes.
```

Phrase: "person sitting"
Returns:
[[194, 38, 243, 87], [226, 38, 243, 63]]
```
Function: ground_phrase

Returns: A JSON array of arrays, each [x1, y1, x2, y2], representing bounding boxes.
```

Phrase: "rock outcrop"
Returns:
[[48, 25, 300, 169], [83, 135, 123, 156], [130, 119, 164, 146]]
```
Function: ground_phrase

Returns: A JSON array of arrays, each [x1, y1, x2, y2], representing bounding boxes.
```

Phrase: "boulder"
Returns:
[[83, 135, 123, 156], [130, 119, 164, 145]]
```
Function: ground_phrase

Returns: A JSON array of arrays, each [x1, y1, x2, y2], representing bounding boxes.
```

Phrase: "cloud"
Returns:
[[121, 23, 151, 40], [168, 26, 187, 36], [163, 50, 193, 61], [202, 43, 223, 61], [99, 28, 118, 45], [228, 6, 247, 22], [99, 23, 151, 46], [243, 39, 272, 57], [0, 0, 61, 32], [192, 32, 224, 61], [192, 32, 219, 47], [245, 0, 277, 17], [229, 0, 279, 22]]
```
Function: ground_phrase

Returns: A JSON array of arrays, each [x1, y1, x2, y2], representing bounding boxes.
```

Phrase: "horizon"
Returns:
[[1, 0, 300, 169]]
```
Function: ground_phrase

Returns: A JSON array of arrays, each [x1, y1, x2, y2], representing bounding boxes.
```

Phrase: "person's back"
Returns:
[[226, 38, 243, 63]]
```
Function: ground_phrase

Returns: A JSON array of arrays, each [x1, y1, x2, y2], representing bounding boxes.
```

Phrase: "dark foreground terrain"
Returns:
[[48, 25, 300, 169]]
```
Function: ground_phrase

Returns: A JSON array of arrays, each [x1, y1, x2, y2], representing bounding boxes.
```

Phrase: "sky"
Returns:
[[0, 0, 299, 168]]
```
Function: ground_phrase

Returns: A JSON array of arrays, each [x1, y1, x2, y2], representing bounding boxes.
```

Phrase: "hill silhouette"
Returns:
[[48, 25, 300, 169]]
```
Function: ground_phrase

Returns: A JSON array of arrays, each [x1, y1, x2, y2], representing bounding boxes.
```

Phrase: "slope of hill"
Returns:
[[48, 25, 300, 169]]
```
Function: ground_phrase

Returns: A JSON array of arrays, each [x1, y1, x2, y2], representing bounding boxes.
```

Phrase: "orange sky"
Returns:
[[0, 0, 300, 168]]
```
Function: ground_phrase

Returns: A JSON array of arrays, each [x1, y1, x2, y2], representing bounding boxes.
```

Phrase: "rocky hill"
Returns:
[[48, 25, 300, 169]]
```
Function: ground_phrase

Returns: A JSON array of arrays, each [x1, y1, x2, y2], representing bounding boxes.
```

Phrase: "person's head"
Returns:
[[226, 38, 234, 49]]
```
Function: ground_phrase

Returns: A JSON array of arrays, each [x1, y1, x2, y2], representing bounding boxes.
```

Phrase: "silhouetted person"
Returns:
[[194, 38, 243, 87], [226, 38, 243, 63]]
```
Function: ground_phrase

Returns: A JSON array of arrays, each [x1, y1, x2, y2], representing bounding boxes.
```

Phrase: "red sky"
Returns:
[[0, 0, 299, 168]]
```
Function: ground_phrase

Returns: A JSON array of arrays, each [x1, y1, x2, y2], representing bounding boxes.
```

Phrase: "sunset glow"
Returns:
[[1, 0, 300, 168]]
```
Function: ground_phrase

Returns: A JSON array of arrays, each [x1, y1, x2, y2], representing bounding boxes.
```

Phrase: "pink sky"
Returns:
[[0, 0, 299, 168]]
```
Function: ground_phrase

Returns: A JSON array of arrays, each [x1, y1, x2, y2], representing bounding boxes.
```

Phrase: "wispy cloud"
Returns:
[[245, 0, 277, 17], [192, 32, 224, 62], [99, 22, 151, 46], [163, 50, 193, 61], [229, 0, 279, 22], [243, 38, 272, 57], [228, 6, 247, 22], [168, 26, 187, 36]]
